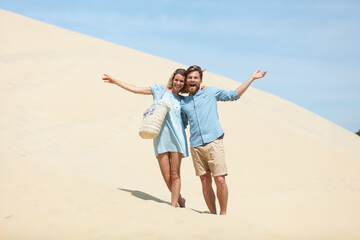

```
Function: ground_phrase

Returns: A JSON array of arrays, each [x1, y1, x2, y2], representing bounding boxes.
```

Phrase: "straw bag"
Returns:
[[139, 86, 171, 139]]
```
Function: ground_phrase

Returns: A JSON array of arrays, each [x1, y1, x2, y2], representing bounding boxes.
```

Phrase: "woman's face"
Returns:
[[172, 73, 185, 93]]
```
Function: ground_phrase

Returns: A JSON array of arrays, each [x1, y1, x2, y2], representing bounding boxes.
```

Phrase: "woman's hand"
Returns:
[[102, 74, 116, 84]]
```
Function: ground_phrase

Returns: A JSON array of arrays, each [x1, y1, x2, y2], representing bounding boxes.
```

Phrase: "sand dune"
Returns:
[[1, 9, 359, 240]]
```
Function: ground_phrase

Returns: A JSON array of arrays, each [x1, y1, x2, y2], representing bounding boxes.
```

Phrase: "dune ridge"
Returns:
[[1, 9, 360, 240]]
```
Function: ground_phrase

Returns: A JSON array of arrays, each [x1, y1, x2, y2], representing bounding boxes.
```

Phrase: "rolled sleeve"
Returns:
[[215, 88, 240, 102]]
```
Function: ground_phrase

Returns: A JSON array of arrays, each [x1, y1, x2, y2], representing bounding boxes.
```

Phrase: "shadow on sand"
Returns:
[[118, 188, 210, 214], [118, 188, 170, 205]]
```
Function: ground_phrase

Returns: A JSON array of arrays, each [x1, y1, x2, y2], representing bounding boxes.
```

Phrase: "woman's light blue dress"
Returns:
[[150, 84, 189, 158]]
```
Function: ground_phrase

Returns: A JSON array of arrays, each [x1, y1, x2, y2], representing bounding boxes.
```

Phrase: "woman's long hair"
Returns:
[[167, 68, 187, 94]]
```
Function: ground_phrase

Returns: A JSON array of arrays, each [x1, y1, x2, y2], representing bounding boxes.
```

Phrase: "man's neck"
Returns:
[[190, 88, 201, 96]]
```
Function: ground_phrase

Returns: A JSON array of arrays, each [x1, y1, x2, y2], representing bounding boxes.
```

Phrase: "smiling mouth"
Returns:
[[189, 84, 196, 88]]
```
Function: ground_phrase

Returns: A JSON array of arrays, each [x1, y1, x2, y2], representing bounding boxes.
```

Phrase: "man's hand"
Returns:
[[200, 85, 208, 90], [235, 70, 267, 97], [251, 70, 267, 81]]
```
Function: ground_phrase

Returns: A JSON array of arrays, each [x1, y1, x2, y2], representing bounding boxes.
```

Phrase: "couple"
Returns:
[[102, 66, 267, 215]]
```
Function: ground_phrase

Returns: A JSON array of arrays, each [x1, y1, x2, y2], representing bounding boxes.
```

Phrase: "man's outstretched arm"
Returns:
[[235, 70, 267, 97]]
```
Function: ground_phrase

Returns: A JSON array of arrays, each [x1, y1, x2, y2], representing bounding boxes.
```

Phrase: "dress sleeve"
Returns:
[[150, 84, 163, 100]]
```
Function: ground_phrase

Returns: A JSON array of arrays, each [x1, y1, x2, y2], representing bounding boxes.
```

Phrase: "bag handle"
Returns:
[[157, 86, 167, 101]]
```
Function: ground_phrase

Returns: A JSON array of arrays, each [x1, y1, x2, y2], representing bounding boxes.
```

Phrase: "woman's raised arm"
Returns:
[[102, 74, 152, 95]]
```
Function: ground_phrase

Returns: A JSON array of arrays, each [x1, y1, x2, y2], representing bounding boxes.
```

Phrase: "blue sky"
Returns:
[[1, 0, 359, 132]]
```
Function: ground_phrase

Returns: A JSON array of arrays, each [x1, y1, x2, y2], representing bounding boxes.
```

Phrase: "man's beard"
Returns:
[[187, 84, 200, 94]]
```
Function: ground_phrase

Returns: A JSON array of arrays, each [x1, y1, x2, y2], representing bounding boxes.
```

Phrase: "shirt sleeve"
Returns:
[[213, 87, 240, 102]]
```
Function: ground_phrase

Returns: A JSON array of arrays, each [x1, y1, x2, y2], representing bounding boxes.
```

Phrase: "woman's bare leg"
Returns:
[[157, 152, 184, 207], [169, 152, 185, 207]]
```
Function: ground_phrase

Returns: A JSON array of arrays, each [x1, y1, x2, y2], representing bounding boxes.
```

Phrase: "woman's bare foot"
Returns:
[[178, 197, 186, 208]]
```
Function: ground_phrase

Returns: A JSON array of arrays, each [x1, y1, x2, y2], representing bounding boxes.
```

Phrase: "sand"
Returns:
[[1, 9, 360, 240]]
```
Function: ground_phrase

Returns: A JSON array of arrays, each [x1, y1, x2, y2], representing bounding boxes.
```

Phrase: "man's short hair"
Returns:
[[186, 65, 204, 80]]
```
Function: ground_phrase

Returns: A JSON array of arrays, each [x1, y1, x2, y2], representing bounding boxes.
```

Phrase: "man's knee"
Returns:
[[214, 175, 226, 187], [200, 173, 212, 188]]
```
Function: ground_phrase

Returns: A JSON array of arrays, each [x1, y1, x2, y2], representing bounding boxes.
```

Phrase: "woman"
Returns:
[[102, 69, 188, 207]]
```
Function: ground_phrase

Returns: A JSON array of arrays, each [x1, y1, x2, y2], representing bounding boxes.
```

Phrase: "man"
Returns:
[[181, 65, 267, 215]]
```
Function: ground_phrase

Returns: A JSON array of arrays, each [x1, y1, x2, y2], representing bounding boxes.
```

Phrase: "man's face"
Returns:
[[186, 71, 202, 94]]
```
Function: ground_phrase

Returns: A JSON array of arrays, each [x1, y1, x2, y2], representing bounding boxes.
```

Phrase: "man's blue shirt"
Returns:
[[180, 87, 240, 147]]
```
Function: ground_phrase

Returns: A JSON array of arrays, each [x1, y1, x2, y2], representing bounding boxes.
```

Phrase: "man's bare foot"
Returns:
[[178, 197, 186, 208]]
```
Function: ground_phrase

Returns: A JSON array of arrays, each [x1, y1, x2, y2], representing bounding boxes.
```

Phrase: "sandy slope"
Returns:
[[1, 9, 359, 240]]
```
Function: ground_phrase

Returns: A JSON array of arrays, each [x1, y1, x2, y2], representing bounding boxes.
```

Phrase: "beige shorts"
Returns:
[[190, 138, 227, 177]]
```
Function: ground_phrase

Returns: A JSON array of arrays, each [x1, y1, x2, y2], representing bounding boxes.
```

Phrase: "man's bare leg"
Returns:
[[214, 175, 228, 215], [200, 173, 217, 214]]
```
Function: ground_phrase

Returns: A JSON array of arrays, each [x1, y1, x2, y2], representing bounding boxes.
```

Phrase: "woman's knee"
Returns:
[[170, 169, 180, 181]]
